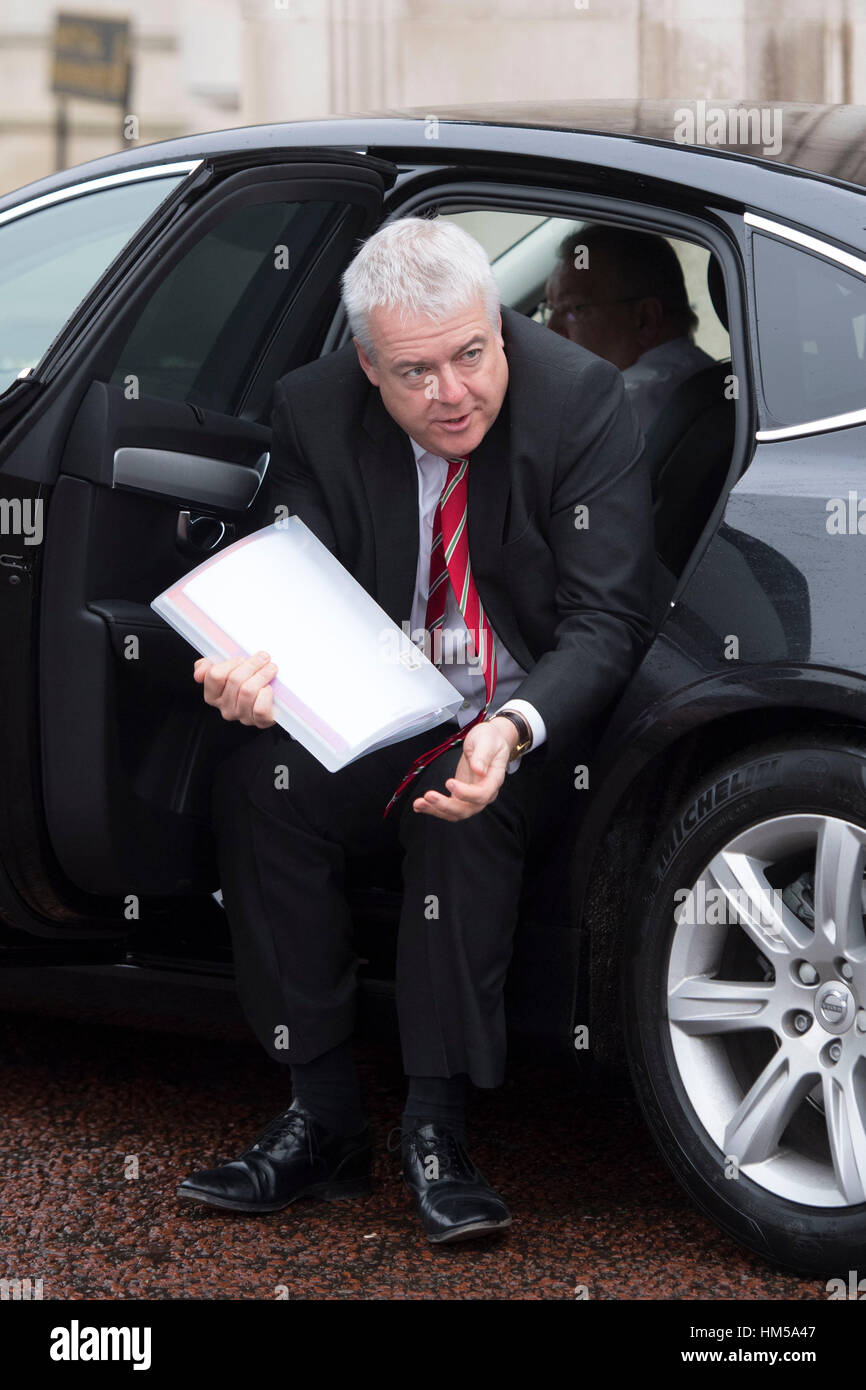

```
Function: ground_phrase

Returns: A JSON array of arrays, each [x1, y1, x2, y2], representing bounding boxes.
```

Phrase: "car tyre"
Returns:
[[623, 733, 866, 1278]]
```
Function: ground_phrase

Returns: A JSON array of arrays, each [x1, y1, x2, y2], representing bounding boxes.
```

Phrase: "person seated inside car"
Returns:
[[542, 223, 714, 435]]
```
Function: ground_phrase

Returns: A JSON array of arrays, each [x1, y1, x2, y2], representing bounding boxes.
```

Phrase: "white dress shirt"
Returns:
[[407, 435, 547, 773], [621, 336, 715, 435]]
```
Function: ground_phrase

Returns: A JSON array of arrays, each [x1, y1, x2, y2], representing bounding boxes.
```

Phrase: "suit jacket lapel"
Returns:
[[466, 394, 510, 596], [465, 393, 536, 672], [358, 386, 419, 628]]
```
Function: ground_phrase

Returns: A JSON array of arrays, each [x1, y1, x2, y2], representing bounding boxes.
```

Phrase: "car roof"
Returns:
[[398, 100, 866, 189], [4, 99, 866, 254]]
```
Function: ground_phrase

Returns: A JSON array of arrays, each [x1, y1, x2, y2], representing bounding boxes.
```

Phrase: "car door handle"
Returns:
[[176, 510, 231, 557], [113, 447, 269, 510]]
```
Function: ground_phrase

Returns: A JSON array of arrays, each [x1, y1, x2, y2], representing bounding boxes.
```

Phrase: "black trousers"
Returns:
[[210, 716, 572, 1088]]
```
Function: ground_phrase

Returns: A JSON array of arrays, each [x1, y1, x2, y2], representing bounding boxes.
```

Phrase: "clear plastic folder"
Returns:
[[151, 516, 464, 772]]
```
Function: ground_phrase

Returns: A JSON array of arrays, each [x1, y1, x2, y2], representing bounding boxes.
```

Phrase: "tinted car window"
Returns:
[[108, 199, 337, 412], [0, 176, 185, 395], [753, 232, 866, 426]]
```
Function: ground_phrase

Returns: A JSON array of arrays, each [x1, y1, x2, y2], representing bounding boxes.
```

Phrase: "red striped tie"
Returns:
[[383, 454, 497, 819]]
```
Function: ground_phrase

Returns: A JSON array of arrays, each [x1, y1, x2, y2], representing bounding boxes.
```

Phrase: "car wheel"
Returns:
[[623, 734, 866, 1277]]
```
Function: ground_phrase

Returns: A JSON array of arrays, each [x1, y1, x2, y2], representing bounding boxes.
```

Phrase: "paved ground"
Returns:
[[0, 997, 831, 1301]]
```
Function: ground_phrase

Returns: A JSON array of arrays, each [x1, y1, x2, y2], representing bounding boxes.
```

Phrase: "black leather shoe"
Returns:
[[390, 1122, 512, 1244], [178, 1101, 373, 1213]]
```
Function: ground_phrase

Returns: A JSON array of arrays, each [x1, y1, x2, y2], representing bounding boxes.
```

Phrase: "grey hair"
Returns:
[[341, 216, 501, 361]]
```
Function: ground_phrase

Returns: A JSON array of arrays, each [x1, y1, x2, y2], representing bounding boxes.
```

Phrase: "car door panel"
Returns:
[[26, 158, 395, 915]]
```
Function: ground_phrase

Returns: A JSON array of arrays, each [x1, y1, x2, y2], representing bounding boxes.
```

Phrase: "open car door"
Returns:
[[1, 149, 395, 943]]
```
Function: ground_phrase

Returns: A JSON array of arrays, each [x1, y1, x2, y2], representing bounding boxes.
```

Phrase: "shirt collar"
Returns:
[[408, 435, 428, 461], [632, 336, 694, 369]]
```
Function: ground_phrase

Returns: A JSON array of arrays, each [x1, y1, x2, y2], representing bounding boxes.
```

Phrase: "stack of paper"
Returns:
[[151, 516, 464, 771]]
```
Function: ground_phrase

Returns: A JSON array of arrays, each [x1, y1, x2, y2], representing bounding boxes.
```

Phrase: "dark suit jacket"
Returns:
[[266, 305, 656, 766]]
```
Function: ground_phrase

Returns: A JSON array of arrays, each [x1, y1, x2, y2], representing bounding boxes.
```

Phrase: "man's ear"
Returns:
[[353, 337, 380, 387], [496, 309, 504, 349], [634, 296, 664, 350]]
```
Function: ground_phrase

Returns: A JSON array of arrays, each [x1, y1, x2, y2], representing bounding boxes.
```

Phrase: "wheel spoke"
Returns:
[[813, 819, 866, 957], [723, 1050, 816, 1165], [706, 849, 812, 957], [822, 1068, 866, 1205], [668, 976, 777, 1035]]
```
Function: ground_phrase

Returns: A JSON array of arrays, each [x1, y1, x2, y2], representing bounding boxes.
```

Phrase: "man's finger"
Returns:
[[200, 654, 245, 702], [202, 652, 269, 706], [199, 653, 275, 718], [226, 658, 278, 722], [413, 788, 480, 822], [445, 775, 493, 802], [249, 683, 276, 728], [223, 652, 273, 691], [412, 769, 498, 820], [467, 749, 492, 776], [234, 663, 278, 719]]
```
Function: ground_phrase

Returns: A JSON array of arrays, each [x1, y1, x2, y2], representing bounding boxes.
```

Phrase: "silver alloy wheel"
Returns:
[[666, 813, 866, 1207]]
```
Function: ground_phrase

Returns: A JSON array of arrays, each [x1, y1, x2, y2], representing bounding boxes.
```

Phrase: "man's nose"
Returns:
[[546, 309, 571, 340], [434, 365, 467, 403]]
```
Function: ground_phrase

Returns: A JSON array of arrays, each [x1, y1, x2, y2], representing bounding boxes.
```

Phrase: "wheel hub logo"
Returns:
[[816, 983, 855, 1034]]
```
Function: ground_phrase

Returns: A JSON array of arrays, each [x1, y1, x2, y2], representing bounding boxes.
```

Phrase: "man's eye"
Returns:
[[404, 367, 425, 380], [463, 349, 482, 362]]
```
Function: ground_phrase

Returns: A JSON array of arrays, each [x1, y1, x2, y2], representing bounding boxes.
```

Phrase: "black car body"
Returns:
[[3, 99, 866, 1275]]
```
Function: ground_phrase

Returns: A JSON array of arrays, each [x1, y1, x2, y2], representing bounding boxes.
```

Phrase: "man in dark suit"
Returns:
[[179, 216, 656, 1244]]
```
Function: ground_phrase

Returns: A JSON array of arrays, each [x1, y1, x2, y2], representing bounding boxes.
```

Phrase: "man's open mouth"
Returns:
[[437, 412, 472, 430]]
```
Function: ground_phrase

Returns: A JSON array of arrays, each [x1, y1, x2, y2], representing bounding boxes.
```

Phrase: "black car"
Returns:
[[3, 98, 866, 1277]]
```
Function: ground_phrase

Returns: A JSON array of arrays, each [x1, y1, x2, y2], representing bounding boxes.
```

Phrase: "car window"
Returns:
[[440, 210, 729, 361], [0, 176, 187, 396], [107, 199, 339, 412], [753, 231, 866, 426]]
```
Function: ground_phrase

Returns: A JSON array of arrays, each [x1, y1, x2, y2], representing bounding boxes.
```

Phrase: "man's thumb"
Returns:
[[469, 742, 488, 773]]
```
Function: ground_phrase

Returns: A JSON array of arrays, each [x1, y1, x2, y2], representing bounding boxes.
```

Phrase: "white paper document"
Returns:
[[150, 516, 464, 771]]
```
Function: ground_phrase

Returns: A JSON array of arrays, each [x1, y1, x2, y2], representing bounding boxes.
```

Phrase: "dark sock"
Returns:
[[402, 1073, 468, 1141], [289, 1037, 366, 1136]]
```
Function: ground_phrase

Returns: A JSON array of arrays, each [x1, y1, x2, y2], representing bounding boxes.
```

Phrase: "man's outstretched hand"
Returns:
[[193, 651, 278, 727], [193, 658, 520, 815], [411, 717, 519, 822]]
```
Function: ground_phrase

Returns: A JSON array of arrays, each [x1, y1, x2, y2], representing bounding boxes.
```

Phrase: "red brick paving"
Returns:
[[0, 1005, 828, 1300]]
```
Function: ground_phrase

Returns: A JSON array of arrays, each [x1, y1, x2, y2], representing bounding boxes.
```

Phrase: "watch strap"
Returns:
[[487, 708, 533, 755]]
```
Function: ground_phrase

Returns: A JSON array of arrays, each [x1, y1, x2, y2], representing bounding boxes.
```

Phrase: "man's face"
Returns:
[[353, 295, 508, 458], [544, 254, 658, 370]]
